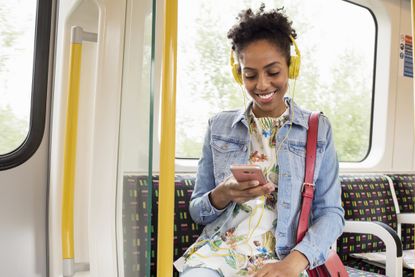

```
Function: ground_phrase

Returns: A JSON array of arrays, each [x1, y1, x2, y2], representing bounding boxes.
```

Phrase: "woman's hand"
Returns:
[[210, 176, 275, 209], [251, 251, 309, 277]]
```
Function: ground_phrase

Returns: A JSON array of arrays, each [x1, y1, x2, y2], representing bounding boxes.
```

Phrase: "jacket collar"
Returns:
[[231, 96, 309, 129]]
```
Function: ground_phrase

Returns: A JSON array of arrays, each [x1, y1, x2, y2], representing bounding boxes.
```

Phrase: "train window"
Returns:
[[176, 0, 375, 162], [0, 0, 52, 169]]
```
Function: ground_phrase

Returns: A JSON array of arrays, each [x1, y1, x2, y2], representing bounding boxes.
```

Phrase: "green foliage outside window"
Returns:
[[0, 106, 28, 154], [0, 1, 33, 155]]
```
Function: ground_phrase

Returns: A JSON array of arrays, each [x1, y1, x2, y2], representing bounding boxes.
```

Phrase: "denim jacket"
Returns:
[[189, 98, 345, 269]]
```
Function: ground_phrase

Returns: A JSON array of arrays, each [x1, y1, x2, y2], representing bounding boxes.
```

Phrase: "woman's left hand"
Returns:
[[251, 261, 299, 277], [251, 250, 308, 277]]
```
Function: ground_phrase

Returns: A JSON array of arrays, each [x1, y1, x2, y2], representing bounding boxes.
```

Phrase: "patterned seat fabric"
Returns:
[[387, 174, 415, 250], [338, 175, 398, 252], [122, 175, 150, 276], [122, 175, 201, 277]]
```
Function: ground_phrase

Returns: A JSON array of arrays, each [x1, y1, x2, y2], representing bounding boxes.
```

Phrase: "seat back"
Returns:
[[337, 175, 398, 261], [122, 175, 149, 276], [386, 174, 415, 250], [122, 175, 200, 277]]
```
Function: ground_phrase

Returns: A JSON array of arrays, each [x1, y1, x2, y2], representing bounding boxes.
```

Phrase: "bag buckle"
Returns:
[[301, 183, 315, 199], [301, 182, 315, 192]]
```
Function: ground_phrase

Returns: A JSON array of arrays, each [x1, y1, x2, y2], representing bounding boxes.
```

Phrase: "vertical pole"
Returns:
[[62, 26, 83, 276], [62, 26, 84, 261], [157, 0, 178, 277], [62, 26, 95, 276], [412, 0, 415, 174]]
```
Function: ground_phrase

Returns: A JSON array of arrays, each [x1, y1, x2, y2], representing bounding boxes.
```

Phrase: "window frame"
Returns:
[[174, 0, 378, 168], [342, 0, 377, 163], [0, 0, 53, 170]]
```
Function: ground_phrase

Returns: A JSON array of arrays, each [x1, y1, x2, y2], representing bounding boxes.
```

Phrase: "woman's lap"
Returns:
[[180, 267, 221, 277]]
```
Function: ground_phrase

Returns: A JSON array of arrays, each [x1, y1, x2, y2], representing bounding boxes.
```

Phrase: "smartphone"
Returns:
[[230, 164, 268, 185]]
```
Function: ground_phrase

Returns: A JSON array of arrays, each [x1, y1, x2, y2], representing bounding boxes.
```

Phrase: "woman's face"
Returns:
[[239, 39, 289, 118]]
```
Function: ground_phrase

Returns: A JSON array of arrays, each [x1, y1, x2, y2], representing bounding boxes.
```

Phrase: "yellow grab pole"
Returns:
[[412, 3, 415, 274], [62, 29, 83, 261], [61, 26, 96, 276], [412, 0, 415, 133], [157, 0, 178, 276], [411, 3, 415, 276]]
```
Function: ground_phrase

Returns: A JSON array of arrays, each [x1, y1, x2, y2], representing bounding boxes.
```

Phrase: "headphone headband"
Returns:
[[289, 35, 301, 58]]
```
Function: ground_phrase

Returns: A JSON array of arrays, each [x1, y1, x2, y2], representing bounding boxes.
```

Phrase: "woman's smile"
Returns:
[[255, 90, 277, 103]]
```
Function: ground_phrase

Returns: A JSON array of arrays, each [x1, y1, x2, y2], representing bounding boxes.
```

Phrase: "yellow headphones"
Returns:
[[230, 35, 301, 85]]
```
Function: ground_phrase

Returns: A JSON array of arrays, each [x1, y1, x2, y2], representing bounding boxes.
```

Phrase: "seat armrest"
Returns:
[[344, 220, 403, 276], [397, 213, 415, 224]]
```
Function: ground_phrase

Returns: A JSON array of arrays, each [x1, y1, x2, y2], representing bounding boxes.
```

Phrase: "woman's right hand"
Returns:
[[209, 176, 275, 209]]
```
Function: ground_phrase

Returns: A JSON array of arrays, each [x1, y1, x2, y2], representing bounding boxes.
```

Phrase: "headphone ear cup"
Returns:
[[231, 63, 243, 85], [289, 55, 300, 79]]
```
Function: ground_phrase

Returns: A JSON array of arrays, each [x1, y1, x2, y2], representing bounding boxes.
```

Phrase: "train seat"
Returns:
[[338, 174, 413, 276], [386, 174, 415, 252], [122, 174, 408, 276], [122, 175, 201, 277]]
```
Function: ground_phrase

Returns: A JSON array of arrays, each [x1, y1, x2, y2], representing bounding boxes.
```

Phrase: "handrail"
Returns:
[[157, 0, 178, 276], [344, 221, 403, 276], [61, 26, 97, 277]]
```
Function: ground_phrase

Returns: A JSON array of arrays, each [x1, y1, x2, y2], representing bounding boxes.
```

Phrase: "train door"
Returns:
[[48, 0, 155, 276]]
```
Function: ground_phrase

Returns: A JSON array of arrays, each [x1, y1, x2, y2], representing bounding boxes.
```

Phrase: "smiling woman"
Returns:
[[174, 5, 345, 277]]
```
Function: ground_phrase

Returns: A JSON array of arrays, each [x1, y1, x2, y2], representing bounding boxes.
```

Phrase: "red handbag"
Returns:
[[296, 112, 348, 277]]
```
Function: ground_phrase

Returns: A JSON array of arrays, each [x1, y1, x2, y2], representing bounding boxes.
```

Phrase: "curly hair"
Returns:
[[227, 4, 297, 66]]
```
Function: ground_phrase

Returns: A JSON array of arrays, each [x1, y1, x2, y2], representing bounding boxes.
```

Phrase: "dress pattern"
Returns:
[[177, 108, 309, 276]]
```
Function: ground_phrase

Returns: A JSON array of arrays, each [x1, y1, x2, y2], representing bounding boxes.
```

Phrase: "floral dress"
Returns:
[[175, 108, 295, 277]]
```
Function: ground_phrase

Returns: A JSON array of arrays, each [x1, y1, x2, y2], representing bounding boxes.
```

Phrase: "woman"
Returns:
[[175, 5, 344, 277]]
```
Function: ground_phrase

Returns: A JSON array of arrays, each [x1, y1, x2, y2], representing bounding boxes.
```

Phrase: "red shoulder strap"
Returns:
[[296, 112, 319, 243]]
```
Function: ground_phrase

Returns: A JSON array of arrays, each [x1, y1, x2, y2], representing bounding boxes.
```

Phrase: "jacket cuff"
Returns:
[[293, 240, 324, 269], [199, 191, 227, 217]]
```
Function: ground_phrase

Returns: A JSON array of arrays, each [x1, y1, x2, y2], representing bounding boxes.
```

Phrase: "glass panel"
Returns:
[[0, 0, 36, 154], [116, 0, 155, 276], [176, 0, 375, 162]]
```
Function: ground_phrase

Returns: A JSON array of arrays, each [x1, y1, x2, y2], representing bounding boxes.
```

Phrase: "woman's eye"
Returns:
[[244, 74, 256, 80], [269, 72, 280, 76]]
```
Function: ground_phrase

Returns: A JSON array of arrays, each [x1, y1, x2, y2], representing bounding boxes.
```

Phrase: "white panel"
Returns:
[[117, 0, 152, 174], [88, 0, 126, 276], [392, 0, 415, 171], [0, 141, 49, 277]]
